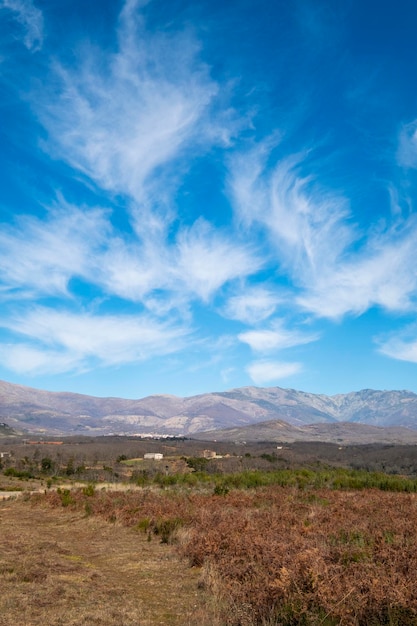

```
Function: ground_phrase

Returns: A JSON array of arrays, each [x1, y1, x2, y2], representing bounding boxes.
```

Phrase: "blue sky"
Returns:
[[1, 0, 417, 399]]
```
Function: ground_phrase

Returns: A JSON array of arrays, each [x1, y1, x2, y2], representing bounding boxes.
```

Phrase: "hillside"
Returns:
[[0, 421, 20, 438], [193, 419, 417, 445], [1, 379, 417, 441]]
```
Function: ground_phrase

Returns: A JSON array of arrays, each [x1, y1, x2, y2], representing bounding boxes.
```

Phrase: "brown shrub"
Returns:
[[35, 486, 417, 625]]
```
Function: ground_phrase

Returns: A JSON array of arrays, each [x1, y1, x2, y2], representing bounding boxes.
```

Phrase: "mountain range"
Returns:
[[2, 379, 417, 443]]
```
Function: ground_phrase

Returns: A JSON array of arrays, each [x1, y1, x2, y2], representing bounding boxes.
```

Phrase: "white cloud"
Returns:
[[0, 344, 83, 375], [175, 219, 260, 301], [37, 0, 230, 204], [376, 326, 417, 364], [230, 146, 353, 283], [0, 199, 260, 312], [223, 287, 279, 324], [246, 360, 302, 385], [220, 367, 235, 383], [1, 0, 43, 51], [239, 320, 317, 352], [0, 0, 259, 314], [298, 222, 417, 318], [0, 202, 110, 297], [397, 120, 417, 169], [97, 232, 171, 303], [230, 141, 417, 320], [98, 216, 260, 305], [0, 307, 189, 374]]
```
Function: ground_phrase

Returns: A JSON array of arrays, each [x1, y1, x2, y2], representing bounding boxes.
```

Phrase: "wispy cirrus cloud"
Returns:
[[5, 0, 258, 317], [0, 197, 259, 308], [0, 344, 84, 376], [397, 120, 417, 169], [230, 145, 354, 275], [98, 217, 259, 305], [230, 141, 417, 320], [175, 219, 260, 302], [0, 201, 110, 298], [246, 360, 302, 385], [376, 325, 417, 365], [238, 320, 318, 352], [298, 222, 417, 318], [0, 307, 189, 374], [1, 0, 43, 51], [222, 286, 280, 324], [4, 0, 417, 396], [37, 0, 232, 204]]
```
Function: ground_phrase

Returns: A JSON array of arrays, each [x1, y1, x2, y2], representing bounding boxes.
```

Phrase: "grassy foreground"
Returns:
[[2, 463, 417, 625], [0, 497, 212, 626], [21, 478, 417, 625]]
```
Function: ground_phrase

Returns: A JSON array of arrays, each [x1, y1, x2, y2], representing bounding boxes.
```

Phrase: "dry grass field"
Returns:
[[0, 497, 214, 626], [3, 438, 417, 625], [2, 483, 416, 625], [31, 485, 417, 626]]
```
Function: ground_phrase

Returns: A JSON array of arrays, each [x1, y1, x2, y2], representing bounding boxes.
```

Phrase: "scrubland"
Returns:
[[2, 439, 417, 624], [0, 498, 209, 626], [33, 483, 417, 625]]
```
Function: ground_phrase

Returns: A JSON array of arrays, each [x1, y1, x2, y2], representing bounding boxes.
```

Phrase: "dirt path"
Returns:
[[0, 499, 212, 626]]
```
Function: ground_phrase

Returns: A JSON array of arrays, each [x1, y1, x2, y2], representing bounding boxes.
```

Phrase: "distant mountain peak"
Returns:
[[1, 379, 417, 441]]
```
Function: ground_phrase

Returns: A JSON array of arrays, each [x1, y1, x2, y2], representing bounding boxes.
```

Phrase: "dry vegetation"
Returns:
[[9, 484, 415, 626], [0, 497, 213, 626], [3, 438, 417, 625]]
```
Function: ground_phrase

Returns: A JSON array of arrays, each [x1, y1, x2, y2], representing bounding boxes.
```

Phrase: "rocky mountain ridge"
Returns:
[[1, 379, 417, 441]]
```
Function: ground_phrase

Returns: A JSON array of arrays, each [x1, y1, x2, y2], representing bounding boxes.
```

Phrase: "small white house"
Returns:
[[144, 453, 164, 460]]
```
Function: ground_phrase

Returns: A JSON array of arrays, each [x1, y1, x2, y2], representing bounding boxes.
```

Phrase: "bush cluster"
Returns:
[[34, 473, 417, 625]]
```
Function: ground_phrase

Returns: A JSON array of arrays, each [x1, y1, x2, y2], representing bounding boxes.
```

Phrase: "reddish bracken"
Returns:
[[39, 486, 417, 625]]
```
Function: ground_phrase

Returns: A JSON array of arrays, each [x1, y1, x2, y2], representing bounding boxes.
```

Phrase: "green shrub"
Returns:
[[57, 488, 74, 507], [131, 469, 150, 486], [213, 482, 229, 496], [260, 452, 277, 463], [41, 457, 54, 472], [82, 483, 96, 497], [153, 518, 184, 544], [185, 457, 209, 472], [136, 518, 152, 533], [154, 472, 179, 487], [4, 467, 35, 479]]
